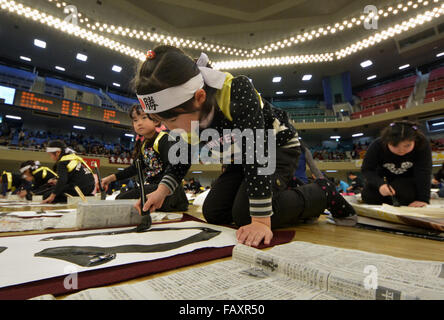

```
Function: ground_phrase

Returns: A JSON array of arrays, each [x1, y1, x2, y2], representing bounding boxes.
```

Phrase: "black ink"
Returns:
[[39, 227, 216, 241], [240, 267, 269, 279], [35, 228, 221, 267], [256, 256, 278, 272]]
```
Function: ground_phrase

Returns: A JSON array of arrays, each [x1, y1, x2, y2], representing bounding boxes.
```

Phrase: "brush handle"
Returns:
[[135, 158, 152, 217], [384, 177, 400, 207], [93, 163, 106, 200]]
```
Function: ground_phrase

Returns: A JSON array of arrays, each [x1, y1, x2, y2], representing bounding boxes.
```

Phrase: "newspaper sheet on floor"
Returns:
[[0, 209, 77, 232], [0, 210, 182, 233], [31, 241, 444, 300]]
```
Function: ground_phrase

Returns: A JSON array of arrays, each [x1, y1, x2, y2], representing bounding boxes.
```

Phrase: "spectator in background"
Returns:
[[1, 121, 10, 138], [188, 178, 202, 194], [8, 127, 15, 142], [432, 163, 444, 187], [18, 129, 25, 147], [292, 141, 323, 185], [346, 172, 364, 194], [333, 178, 350, 194], [183, 179, 190, 191]]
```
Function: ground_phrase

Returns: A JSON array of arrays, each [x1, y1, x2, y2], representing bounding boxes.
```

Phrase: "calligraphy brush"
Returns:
[[93, 162, 106, 200], [135, 158, 152, 232], [74, 186, 87, 203], [384, 177, 400, 207]]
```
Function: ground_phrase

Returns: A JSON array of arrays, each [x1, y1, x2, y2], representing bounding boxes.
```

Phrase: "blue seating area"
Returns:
[[0, 65, 36, 91], [272, 100, 337, 122], [107, 92, 137, 111], [0, 64, 138, 111], [45, 77, 104, 98]]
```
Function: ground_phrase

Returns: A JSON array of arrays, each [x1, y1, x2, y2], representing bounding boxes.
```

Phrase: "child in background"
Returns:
[[334, 178, 350, 194], [132, 45, 356, 247], [346, 172, 364, 194], [433, 163, 444, 198], [42, 140, 95, 203], [361, 121, 432, 207], [0, 170, 30, 198], [99, 104, 189, 211], [19, 160, 58, 199], [432, 163, 444, 187]]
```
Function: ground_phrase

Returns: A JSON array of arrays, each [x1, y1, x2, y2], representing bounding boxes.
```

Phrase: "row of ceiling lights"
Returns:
[[45, 0, 439, 58], [1, 0, 443, 70], [212, 4, 444, 69], [19, 38, 123, 87], [0, 0, 146, 60], [252, 0, 441, 56], [46, 0, 249, 57]]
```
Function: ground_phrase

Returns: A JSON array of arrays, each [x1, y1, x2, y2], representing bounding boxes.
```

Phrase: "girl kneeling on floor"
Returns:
[[132, 45, 356, 247]]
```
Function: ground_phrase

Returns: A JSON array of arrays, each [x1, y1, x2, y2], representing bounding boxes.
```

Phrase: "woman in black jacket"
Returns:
[[361, 121, 432, 207]]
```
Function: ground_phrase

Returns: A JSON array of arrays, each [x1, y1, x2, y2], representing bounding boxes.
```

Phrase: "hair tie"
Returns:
[[155, 125, 167, 133], [146, 50, 156, 60], [136, 135, 145, 142]]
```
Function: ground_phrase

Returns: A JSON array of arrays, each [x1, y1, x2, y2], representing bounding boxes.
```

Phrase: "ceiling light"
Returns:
[[76, 53, 88, 61], [299, 90, 307, 93], [112, 65, 122, 72], [367, 75, 377, 80], [360, 60, 373, 68], [272, 76, 282, 83], [55, 66, 65, 71], [330, 136, 341, 139], [5, 115, 22, 120], [73, 125, 86, 130], [432, 121, 444, 126], [86, 75, 95, 80], [112, 82, 121, 87], [276, 91, 284, 95], [34, 39, 46, 48], [20, 56, 31, 62], [125, 133, 135, 138], [352, 133, 364, 137], [302, 74, 312, 81], [437, 52, 444, 57], [398, 64, 410, 69]]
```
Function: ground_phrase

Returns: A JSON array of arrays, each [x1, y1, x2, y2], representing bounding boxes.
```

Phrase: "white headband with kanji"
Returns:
[[136, 53, 226, 114]]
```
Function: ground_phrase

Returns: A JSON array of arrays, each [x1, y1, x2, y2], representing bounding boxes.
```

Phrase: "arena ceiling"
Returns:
[[0, 0, 443, 98]]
